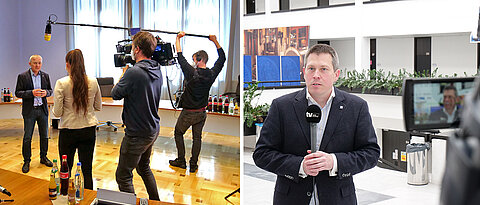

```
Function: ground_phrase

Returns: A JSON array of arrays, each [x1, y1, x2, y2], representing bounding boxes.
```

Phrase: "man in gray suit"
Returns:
[[15, 55, 53, 173]]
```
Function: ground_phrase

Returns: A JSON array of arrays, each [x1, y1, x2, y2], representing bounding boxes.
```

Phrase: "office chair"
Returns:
[[96, 77, 123, 132], [222, 75, 241, 106]]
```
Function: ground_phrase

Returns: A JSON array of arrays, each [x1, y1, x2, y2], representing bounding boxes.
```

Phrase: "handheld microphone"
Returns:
[[44, 21, 52, 41], [306, 105, 321, 151], [0, 185, 11, 196]]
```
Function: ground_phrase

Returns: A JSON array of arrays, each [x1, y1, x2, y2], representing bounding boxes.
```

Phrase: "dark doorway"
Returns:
[[414, 37, 431, 76], [318, 0, 329, 7], [279, 0, 289, 11], [317, 40, 330, 45], [370, 39, 376, 70], [246, 0, 255, 14]]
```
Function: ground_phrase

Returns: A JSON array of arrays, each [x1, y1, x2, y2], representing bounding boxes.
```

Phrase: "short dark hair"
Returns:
[[304, 44, 339, 71], [444, 85, 458, 97], [193, 50, 208, 63], [132, 31, 156, 58]]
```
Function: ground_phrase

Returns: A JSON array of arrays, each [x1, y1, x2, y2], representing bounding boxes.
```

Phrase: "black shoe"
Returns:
[[189, 163, 198, 173], [40, 157, 53, 167], [169, 158, 186, 169], [22, 161, 30, 173]]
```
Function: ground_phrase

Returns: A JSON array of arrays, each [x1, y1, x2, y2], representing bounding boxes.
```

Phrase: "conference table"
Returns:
[[0, 96, 240, 137], [0, 168, 175, 204]]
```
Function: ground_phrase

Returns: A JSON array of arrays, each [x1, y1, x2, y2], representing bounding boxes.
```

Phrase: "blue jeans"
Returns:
[[22, 107, 49, 162], [115, 132, 159, 200]]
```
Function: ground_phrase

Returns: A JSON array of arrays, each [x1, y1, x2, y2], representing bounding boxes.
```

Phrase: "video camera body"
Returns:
[[114, 36, 175, 67]]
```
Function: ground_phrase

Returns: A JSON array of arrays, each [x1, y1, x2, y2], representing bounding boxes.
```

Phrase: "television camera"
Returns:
[[114, 36, 175, 67]]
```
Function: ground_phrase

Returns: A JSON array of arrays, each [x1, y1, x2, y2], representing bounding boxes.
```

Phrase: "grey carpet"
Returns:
[[244, 163, 394, 204]]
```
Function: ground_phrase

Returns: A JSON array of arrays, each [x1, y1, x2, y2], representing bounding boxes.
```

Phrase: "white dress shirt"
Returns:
[[443, 106, 457, 123], [298, 87, 338, 205]]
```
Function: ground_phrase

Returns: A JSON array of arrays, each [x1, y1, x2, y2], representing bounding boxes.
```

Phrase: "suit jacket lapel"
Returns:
[[39, 71, 46, 89], [293, 88, 310, 147], [26, 69, 34, 89], [320, 87, 346, 151]]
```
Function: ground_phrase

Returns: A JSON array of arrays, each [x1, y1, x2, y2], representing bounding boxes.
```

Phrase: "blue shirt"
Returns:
[[30, 69, 43, 106]]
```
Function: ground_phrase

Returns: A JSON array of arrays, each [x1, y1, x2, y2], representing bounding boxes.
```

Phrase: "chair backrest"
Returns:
[[236, 75, 240, 96], [97, 77, 114, 97]]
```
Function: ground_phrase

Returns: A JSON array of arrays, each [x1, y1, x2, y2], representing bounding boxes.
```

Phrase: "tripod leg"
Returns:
[[224, 188, 240, 200]]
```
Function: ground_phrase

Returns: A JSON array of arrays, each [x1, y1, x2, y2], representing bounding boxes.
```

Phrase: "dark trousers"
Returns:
[[58, 126, 96, 190], [22, 107, 49, 162], [174, 110, 207, 164], [115, 132, 159, 200]]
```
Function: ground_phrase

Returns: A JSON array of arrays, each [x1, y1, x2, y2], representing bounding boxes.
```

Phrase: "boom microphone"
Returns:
[[305, 105, 321, 151], [44, 21, 52, 41]]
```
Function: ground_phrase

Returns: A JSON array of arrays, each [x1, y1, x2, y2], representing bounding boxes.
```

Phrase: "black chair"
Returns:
[[222, 75, 241, 106], [96, 77, 123, 132]]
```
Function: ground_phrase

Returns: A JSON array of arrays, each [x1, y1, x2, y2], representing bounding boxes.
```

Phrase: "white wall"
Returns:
[[244, 0, 477, 39], [331, 0, 354, 6], [0, 1, 21, 92], [376, 37, 414, 74], [244, 5, 357, 39], [0, 0, 68, 94], [270, 0, 279, 12], [19, 0, 68, 88], [331, 39, 355, 72], [256, 0, 265, 13], [432, 33, 477, 76], [361, 0, 477, 37], [291, 0, 316, 10]]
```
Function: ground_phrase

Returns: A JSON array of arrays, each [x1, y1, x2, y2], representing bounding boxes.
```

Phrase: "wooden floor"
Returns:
[[0, 119, 240, 205]]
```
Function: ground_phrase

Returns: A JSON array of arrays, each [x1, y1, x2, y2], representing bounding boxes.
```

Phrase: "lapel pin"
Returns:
[[339, 105, 344, 110]]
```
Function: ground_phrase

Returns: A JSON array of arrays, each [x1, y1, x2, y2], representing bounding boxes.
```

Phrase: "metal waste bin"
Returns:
[[407, 143, 430, 185], [255, 123, 263, 143]]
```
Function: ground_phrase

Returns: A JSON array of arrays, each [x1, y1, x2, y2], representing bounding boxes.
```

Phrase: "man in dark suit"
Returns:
[[428, 85, 459, 123], [15, 55, 53, 173], [253, 44, 380, 205]]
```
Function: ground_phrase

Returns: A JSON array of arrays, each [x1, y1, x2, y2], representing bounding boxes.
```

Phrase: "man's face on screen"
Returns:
[[443, 89, 457, 112], [303, 53, 339, 99]]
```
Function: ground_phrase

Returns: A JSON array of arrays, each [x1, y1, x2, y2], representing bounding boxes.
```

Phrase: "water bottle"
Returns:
[[228, 98, 235, 115], [75, 162, 84, 202]]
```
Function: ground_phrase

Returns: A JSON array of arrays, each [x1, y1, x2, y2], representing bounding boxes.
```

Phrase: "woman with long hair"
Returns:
[[53, 49, 101, 189]]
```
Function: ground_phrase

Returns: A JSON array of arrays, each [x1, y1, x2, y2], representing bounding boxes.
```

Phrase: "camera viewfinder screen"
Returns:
[[413, 81, 475, 125]]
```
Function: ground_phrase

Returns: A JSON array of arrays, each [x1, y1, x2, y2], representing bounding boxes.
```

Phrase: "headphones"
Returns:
[[195, 54, 202, 62]]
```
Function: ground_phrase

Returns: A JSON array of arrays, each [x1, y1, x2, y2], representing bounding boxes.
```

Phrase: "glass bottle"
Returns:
[[75, 162, 84, 202]]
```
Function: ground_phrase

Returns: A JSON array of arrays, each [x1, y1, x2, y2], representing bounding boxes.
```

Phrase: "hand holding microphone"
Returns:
[[303, 104, 333, 176], [305, 105, 321, 151], [303, 151, 334, 176]]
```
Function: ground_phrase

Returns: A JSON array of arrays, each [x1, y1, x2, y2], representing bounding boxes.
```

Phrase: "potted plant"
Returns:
[[243, 82, 270, 136]]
